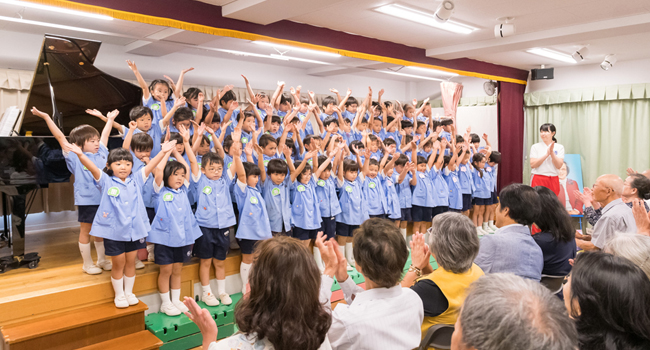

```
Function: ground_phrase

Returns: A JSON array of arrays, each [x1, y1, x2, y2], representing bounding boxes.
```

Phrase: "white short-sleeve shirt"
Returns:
[[530, 142, 564, 176]]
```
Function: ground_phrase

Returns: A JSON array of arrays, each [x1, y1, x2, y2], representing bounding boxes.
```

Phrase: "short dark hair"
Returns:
[[353, 218, 408, 288], [401, 120, 413, 129], [323, 117, 338, 128], [183, 87, 202, 101], [223, 135, 234, 153], [343, 159, 359, 173], [471, 153, 485, 177], [299, 96, 309, 105], [131, 133, 154, 152], [270, 115, 281, 125], [569, 251, 650, 350], [104, 148, 133, 176], [69, 124, 100, 147], [470, 133, 480, 143], [267, 159, 288, 175], [201, 152, 223, 168], [279, 92, 293, 106], [534, 186, 575, 243], [167, 132, 183, 145], [304, 135, 316, 146], [629, 173, 650, 200], [173, 107, 193, 123], [345, 97, 358, 107], [243, 161, 261, 178], [317, 155, 332, 171], [489, 151, 502, 164], [440, 118, 454, 126], [219, 90, 237, 106], [129, 105, 153, 121], [417, 156, 427, 165], [322, 96, 336, 108], [349, 140, 364, 155], [498, 184, 540, 226], [395, 154, 409, 167], [163, 160, 187, 188], [456, 135, 465, 144], [383, 138, 396, 147], [199, 134, 210, 147], [368, 159, 379, 167], [238, 111, 255, 124], [148, 79, 172, 101], [259, 134, 278, 148], [540, 123, 557, 142]]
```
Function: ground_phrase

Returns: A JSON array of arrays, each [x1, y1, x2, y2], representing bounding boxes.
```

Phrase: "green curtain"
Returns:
[[524, 99, 650, 189]]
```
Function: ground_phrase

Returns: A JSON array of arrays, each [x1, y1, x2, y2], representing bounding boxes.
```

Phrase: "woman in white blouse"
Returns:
[[183, 236, 332, 350], [529, 123, 564, 196]]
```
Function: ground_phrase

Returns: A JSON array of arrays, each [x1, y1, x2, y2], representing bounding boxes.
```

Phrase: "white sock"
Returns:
[[159, 291, 172, 305], [111, 277, 125, 299], [216, 279, 226, 296], [482, 222, 489, 230], [94, 240, 107, 263], [313, 246, 324, 269], [171, 288, 181, 303], [345, 242, 354, 264], [124, 275, 135, 296], [240, 262, 252, 287], [339, 245, 346, 264], [201, 284, 213, 296], [400, 228, 407, 242], [79, 242, 94, 267]]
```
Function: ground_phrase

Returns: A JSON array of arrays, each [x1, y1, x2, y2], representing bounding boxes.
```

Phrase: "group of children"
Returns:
[[33, 62, 500, 313]]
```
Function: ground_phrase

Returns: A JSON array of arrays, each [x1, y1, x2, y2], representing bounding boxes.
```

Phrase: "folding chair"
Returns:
[[418, 324, 455, 350]]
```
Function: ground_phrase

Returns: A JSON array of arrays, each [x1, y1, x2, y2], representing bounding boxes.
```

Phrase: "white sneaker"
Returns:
[[203, 292, 220, 306], [82, 264, 103, 275], [173, 300, 189, 313], [114, 295, 129, 308], [219, 293, 233, 305], [160, 302, 181, 316], [135, 258, 145, 270], [476, 227, 485, 237], [489, 224, 498, 231], [126, 293, 139, 306], [146, 245, 155, 262], [346, 263, 354, 271], [97, 260, 112, 271]]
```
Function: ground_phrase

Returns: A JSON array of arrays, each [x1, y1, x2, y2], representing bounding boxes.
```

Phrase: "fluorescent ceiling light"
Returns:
[[208, 48, 331, 65], [374, 4, 477, 35], [379, 70, 445, 81], [0, 0, 112, 20], [253, 41, 340, 58], [526, 48, 576, 64], [269, 54, 331, 65], [407, 66, 458, 77], [0, 15, 120, 35]]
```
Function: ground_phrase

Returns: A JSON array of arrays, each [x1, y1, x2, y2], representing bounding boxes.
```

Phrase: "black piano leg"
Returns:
[[0, 192, 41, 273]]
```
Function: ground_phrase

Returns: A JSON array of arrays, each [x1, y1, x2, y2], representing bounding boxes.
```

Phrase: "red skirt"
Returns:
[[531, 174, 560, 196]]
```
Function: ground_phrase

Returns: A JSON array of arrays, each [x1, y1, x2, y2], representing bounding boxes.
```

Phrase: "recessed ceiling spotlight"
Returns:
[[494, 17, 515, 38], [571, 46, 590, 62], [434, 0, 455, 23], [600, 54, 617, 70]]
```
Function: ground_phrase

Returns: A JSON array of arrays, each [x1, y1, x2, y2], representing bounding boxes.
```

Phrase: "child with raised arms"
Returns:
[[256, 145, 292, 236], [393, 154, 417, 241], [470, 151, 492, 236], [379, 153, 408, 225], [361, 149, 388, 219], [442, 142, 467, 213], [285, 148, 322, 246], [411, 153, 435, 237], [430, 140, 451, 220], [457, 144, 474, 217], [149, 125, 203, 316], [484, 150, 501, 232], [63, 131, 175, 308], [31, 107, 114, 275]]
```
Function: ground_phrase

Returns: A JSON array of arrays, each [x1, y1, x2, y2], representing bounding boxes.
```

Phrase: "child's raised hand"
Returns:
[[346, 88, 352, 96], [364, 147, 371, 158], [305, 149, 318, 160], [223, 84, 234, 93], [290, 86, 296, 95], [243, 142, 253, 156], [422, 97, 430, 105], [129, 121, 138, 130], [412, 98, 418, 106], [165, 125, 171, 142], [63, 141, 82, 155], [126, 60, 138, 72], [161, 140, 177, 153], [85, 109, 103, 118], [232, 127, 242, 143], [308, 102, 317, 111], [482, 133, 488, 141], [178, 125, 190, 143], [30, 107, 50, 119], [281, 144, 292, 158], [252, 143, 263, 155], [368, 86, 372, 95], [205, 126, 215, 135], [241, 75, 250, 85], [197, 122, 207, 136], [329, 88, 339, 94], [181, 67, 194, 75], [308, 91, 315, 99], [232, 142, 242, 157], [378, 88, 384, 97], [174, 96, 186, 108], [106, 109, 119, 120], [229, 101, 239, 111], [627, 167, 638, 176], [198, 92, 204, 103], [221, 120, 232, 131], [163, 75, 177, 95], [277, 81, 285, 87]]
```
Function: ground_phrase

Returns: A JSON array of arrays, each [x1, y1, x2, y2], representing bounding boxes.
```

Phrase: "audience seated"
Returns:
[[474, 184, 544, 281], [184, 236, 332, 350], [604, 234, 650, 278], [401, 213, 483, 339], [450, 273, 577, 350], [575, 175, 636, 251], [317, 218, 424, 350], [532, 186, 576, 276], [563, 251, 650, 350]]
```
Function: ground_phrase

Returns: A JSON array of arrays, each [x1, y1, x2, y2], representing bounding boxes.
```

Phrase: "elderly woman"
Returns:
[[401, 212, 483, 338], [563, 251, 650, 350], [604, 234, 650, 278]]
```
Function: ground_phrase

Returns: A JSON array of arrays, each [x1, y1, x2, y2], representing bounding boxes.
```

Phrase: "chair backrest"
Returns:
[[540, 274, 566, 294], [418, 324, 455, 350]]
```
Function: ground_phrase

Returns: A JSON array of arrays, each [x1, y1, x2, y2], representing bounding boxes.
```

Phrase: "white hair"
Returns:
[[604, 233, 650, 279]]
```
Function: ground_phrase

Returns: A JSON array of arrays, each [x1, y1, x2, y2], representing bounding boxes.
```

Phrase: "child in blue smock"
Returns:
[[411, 155, 435, 237], [430, 141, 451, 220], [361, 152, 388, 219], [190, 149, 236, 307], [149, 125, 203, 316], [484, 150, 501, 232], [336, 150, 369, 270], [457, 148, 474, 216], [393, 154, 417, 242], [378, 153, 402, 223], [470, 152, 492, 236], [230, 130, 272, 290], [312, 148, 344, 269], [64, 136, 175, 309], [31, 107, 113, 275], [286, 149, 322, 245], [442, 143, 466, 213], [257, 150, 292, 236]]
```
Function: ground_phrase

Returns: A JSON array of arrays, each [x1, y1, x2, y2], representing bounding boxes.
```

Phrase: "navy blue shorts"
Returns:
[[104, 238, 146, 256], [237, 239, 259, 255], [461, 194, 472, 212], [194, 227, 230, 260], [321, 216, 337, 240], [154, 244, 192, 265], [272, 223, 292, 237], [432, 206, 449, 218], [293, 227, 320, 241], [78, 205, 99, 224], [449, 208, 463, 213], [336, 222, 359, 237], [146, 207, 156, 224], [473, 197, 491, 206], [369, 214, 387, 219], [490, 191, 499, 205], [412, 205, 433, 222], [400, 208, 413, 222]]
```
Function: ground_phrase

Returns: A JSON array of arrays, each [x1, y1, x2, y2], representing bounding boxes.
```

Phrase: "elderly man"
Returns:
[[576, 174, 636, 251], [474, 184, 544, 281], [451, 273, 577, 350]]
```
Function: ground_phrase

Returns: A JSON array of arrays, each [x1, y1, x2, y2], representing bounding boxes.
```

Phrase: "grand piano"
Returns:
[[0, 34, 142, 273]]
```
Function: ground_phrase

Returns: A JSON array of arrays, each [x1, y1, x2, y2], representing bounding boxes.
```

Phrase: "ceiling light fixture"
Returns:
[[600, 54, 616, 70], [374, 4, 477, 35], [434, 0, 454, 23], [380, 70, 446, 81], [253, 41, 340, 58], [0, 15, 119, 35], [407, 66, 458, 77], [571, 46, 589, 62], [269, 54, 331, 65], [0, 0, 112, 20], [209, 48, 331, 65], [526, 48, 577, 64]]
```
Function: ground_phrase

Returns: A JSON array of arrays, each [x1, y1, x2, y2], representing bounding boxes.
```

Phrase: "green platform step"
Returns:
[[330, 268, 365, 292], [159, 323, 237, 350], [146, 293, 242, 344], [403, 252, 438, 275]]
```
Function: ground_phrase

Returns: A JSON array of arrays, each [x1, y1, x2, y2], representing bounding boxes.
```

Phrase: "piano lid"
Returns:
[[21, 34, 141, 136]]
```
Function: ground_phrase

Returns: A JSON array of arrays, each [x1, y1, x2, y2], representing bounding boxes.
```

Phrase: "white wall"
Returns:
[[526, 58, 650, 93]]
